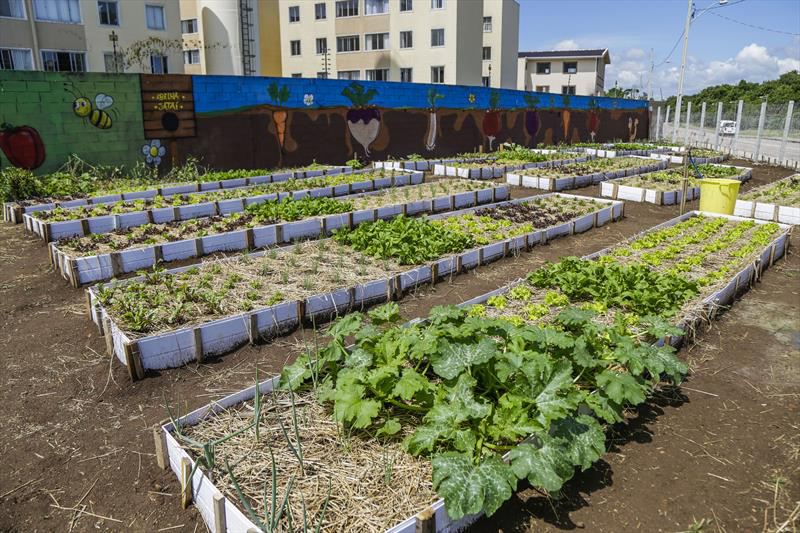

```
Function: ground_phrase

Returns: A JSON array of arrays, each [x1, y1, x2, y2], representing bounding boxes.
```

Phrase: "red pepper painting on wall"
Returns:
[[0, 123, 46, 170]]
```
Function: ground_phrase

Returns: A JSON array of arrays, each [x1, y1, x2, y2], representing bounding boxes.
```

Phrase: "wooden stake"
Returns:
[[153, 426, 167, 470], [193, 328, 204, 363], [181, 458, 192, 509], [103, 316, 114, 355], [213, 492, 227, 532], [680, 147, 690, 215], [415, 507, 436, 533]]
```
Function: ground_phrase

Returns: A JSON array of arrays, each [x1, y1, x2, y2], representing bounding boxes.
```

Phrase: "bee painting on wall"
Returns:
[[64, 83, 117, 129]]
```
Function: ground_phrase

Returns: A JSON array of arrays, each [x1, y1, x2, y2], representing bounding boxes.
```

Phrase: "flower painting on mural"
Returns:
[[482, 90, 501, 150], [342, 82, 380, 156], [425, 88, 444, 151], [523, 93, 540, 146], [586, 97, 600, 142], [303, 93, 314, 106], [268, 82, 291, 158], [628, 116, 639, 141], [0, 123, 46, 170], [141, 139, 166, 166]]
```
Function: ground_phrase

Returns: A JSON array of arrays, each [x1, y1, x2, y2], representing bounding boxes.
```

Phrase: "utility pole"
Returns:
[[648, 48, 653, 101], [672, 0, 693, 143]]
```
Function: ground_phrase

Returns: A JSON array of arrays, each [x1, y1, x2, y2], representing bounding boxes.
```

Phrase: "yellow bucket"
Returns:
[[698, 178, 740, 215]]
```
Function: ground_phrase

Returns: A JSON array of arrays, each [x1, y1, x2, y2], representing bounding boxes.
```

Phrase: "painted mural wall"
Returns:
[[0, 71, 649, 174], [0, 71, 146, 174]]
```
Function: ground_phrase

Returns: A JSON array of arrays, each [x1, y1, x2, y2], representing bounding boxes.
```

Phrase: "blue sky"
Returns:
[[517, 0, 800, 97]]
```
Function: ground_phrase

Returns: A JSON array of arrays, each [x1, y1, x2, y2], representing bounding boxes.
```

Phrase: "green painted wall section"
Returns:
[[0, 71, 145, 174]]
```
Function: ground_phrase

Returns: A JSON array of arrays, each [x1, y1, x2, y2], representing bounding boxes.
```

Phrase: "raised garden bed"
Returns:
[[507, 156, 667, 191], [25, 170, 422, 242], [3, 165, 351, 224], [433, 153, 589, 179], [53, 180, 508, 286], [87, 194, 623, 377], [599, 163, 753, 205], [574, 143, 672, 158], [648, 149, 727, 165], [155, 211, 790, 533], [733, 174, 800, 225], [375, 157, 461, 171]]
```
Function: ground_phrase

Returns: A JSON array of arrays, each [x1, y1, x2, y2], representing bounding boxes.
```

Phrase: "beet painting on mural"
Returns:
[[0, 71, 649, 173]]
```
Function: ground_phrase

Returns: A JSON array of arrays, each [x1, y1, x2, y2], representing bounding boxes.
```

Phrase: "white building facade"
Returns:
[[517, 49, 609, 96]]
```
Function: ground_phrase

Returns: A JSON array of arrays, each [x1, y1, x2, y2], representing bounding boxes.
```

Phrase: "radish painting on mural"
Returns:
[[425, 88, 445, 151], [523, 93, 540, 146], [342, 82, 381, 156], [482, 90, 501, 150]]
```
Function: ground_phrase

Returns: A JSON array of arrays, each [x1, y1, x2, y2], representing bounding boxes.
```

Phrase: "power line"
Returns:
[[708, 11, 800, 36]]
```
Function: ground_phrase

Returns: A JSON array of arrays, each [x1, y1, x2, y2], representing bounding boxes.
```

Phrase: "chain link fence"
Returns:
[[654, 99, 799, 169]]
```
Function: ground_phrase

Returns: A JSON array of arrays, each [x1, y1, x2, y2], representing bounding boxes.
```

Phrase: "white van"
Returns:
[[719, 120, 737, 136]]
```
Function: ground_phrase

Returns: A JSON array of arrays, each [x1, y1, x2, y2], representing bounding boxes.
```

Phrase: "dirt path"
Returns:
[[0, 161, 797, 532]]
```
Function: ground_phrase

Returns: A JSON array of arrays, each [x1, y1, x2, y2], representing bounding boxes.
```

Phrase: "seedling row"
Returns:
[[87, 194, 623, 376], [433, 151, 590, 179], [53, 180, 508, 286], [26, 169, 423, 242], [507, 156, 667, 191], [157, 211, 790, 533]]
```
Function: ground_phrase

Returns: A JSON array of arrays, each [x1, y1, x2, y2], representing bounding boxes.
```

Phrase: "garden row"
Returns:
[[157, 210, 791, 533], [53, 180, 507, 286], [599, 163, 753, 206], [506, 156, 668, 191], [734, 173, 800, 225], [26, 169, 422, 242], [432, 150, 591, 179], [86, 194, 623, 376], [2, 163, 350, 222]]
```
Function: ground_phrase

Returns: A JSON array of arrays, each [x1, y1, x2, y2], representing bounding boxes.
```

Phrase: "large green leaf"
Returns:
[[508, 436, 574, 493], [333, 379, 381, 428], [531, 360, 579, 425], [432, 338, 498, 380], [551, 415, 606, 471], [391, 367, 430, 401], [596, 370, 647, 405], [432, 453, 517, 519]]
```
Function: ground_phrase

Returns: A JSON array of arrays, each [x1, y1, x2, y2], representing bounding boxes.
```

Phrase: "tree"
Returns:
[[665, 70, 800, 107]]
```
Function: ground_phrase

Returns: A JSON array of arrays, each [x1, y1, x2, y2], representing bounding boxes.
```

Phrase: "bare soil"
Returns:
[[0, 160, 797, 533]]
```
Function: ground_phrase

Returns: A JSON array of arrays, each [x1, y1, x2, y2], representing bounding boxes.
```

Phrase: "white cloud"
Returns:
[[553, 39, 580, 50], [606, 42, 799, 98]]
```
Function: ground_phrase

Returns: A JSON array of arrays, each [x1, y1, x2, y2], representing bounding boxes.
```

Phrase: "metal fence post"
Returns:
[[754, 101, 767, 161], [655, 106, 662, 141], [778, 100, 794, 165], [732, 100, 744, 155], [714, 102, 722, 150], [664, 105, 671, 141], [684, 101, 692, 145], [699, 102, 706, 144]]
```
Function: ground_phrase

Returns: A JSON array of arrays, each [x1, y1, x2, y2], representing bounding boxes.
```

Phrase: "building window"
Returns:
[[42, 50, 85, 71], [183, 49, 200, 64], [291, 73, 302, 78], [335, 0, 357, 17], [400, 0, 412, 11], [317, 71, 328, 78], [150, 54, 168, 73], [314, 2, 326, 19], [316, 37, 327, 55], [431, 65, 444, 83], [338, 70, 360, 80], [33, 0, 81, 23], [145, 4, 165, 30], [336, 35, 359, 53], [290, 40, 301, 56], [0, 0, 26, 19], [400, 67, 412, 82], [483, 16, 492, 32], [563, 61, 577, 74], [535, 85, 549, 92], [431, 28, 444, 47], [366, 68, 389, 81], [103, 51, 123, 72], [482, 46, 491, 61], [288, 5, 299, 22], [181, 18, 197, 33], [0, 48, 33, 70], [97, 1, 118, 25], [365, 0, 388, 14], [536, 62, 550, 74], [399, 31, 412, 49], [482, 76, 490, 87], [561, 85, 576, 95], [431, 0, 443, 9], [365, 32, 389, 51]]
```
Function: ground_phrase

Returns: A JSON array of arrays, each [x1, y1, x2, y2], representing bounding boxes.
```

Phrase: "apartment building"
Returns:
[[480, 0, 518, 88], [517, 49, 609, 96], [0, 0, 183, 74]]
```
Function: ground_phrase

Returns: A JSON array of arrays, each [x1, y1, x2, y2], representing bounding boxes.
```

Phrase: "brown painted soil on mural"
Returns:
[[0, 162, 797, 533]]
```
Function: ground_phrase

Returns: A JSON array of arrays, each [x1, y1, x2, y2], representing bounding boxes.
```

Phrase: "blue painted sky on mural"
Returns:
[[193, 76, 648, 114], [518, 0, 800, 97]]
